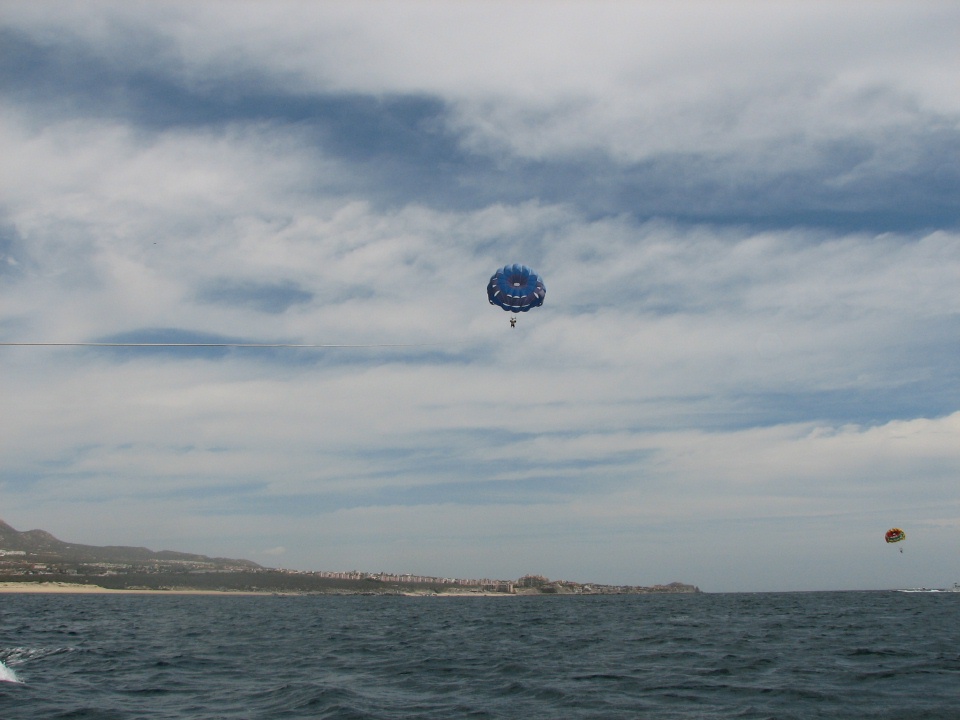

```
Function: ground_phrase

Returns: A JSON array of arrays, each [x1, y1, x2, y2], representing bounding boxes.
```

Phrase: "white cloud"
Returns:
[[2, 0, 958, 591], [6, 1, 958, 159]]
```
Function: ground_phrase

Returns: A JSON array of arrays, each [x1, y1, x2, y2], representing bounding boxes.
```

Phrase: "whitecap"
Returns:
[[0, 660, 21, 684]]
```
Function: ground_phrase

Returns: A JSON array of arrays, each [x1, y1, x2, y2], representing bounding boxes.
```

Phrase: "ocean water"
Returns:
[[1, 591, 958, 719]]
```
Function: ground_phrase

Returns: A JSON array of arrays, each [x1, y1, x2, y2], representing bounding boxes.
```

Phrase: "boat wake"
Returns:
[[0, 661, 20, 684], [1, 646, 75, 685], [896, 583, 960, 593]]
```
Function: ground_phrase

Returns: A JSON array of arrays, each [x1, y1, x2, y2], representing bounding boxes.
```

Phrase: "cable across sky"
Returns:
[[0, 342, 444, 348]]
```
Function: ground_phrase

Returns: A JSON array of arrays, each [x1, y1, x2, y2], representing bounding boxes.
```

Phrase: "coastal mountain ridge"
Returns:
[[0, 518, 260, 568]]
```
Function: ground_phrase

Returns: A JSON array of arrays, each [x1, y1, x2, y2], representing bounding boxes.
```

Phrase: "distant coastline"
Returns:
[[1, 518, 701, 596], [0, 579, 699, 597]]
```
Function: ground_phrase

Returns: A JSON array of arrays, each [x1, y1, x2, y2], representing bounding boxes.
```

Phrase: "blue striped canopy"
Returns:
[[487, 264, 546, 313]]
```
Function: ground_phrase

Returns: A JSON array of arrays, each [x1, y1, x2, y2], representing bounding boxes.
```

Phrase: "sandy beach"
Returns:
[[0, 582, 272, 596], [0, 582, 514, 597]]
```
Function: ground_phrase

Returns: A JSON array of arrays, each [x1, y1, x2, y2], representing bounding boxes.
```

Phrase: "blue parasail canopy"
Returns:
[[487, 264, 546, 313]]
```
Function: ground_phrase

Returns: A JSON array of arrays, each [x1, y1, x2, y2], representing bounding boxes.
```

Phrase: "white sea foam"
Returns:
[[0, 661, 21, 684]]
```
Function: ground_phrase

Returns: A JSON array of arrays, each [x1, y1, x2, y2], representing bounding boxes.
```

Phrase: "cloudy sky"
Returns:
[[2, 1, 958, 592]]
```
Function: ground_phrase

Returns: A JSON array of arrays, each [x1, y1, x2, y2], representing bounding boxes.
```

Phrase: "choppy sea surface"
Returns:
[[2, 591, 959, 719]]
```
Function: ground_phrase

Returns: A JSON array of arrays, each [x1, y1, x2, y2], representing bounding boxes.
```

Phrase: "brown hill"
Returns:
[[0, 518, 260, 568]]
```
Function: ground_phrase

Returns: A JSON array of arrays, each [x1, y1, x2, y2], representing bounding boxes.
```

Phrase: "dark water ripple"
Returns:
[[2, 591, 959, 718]]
